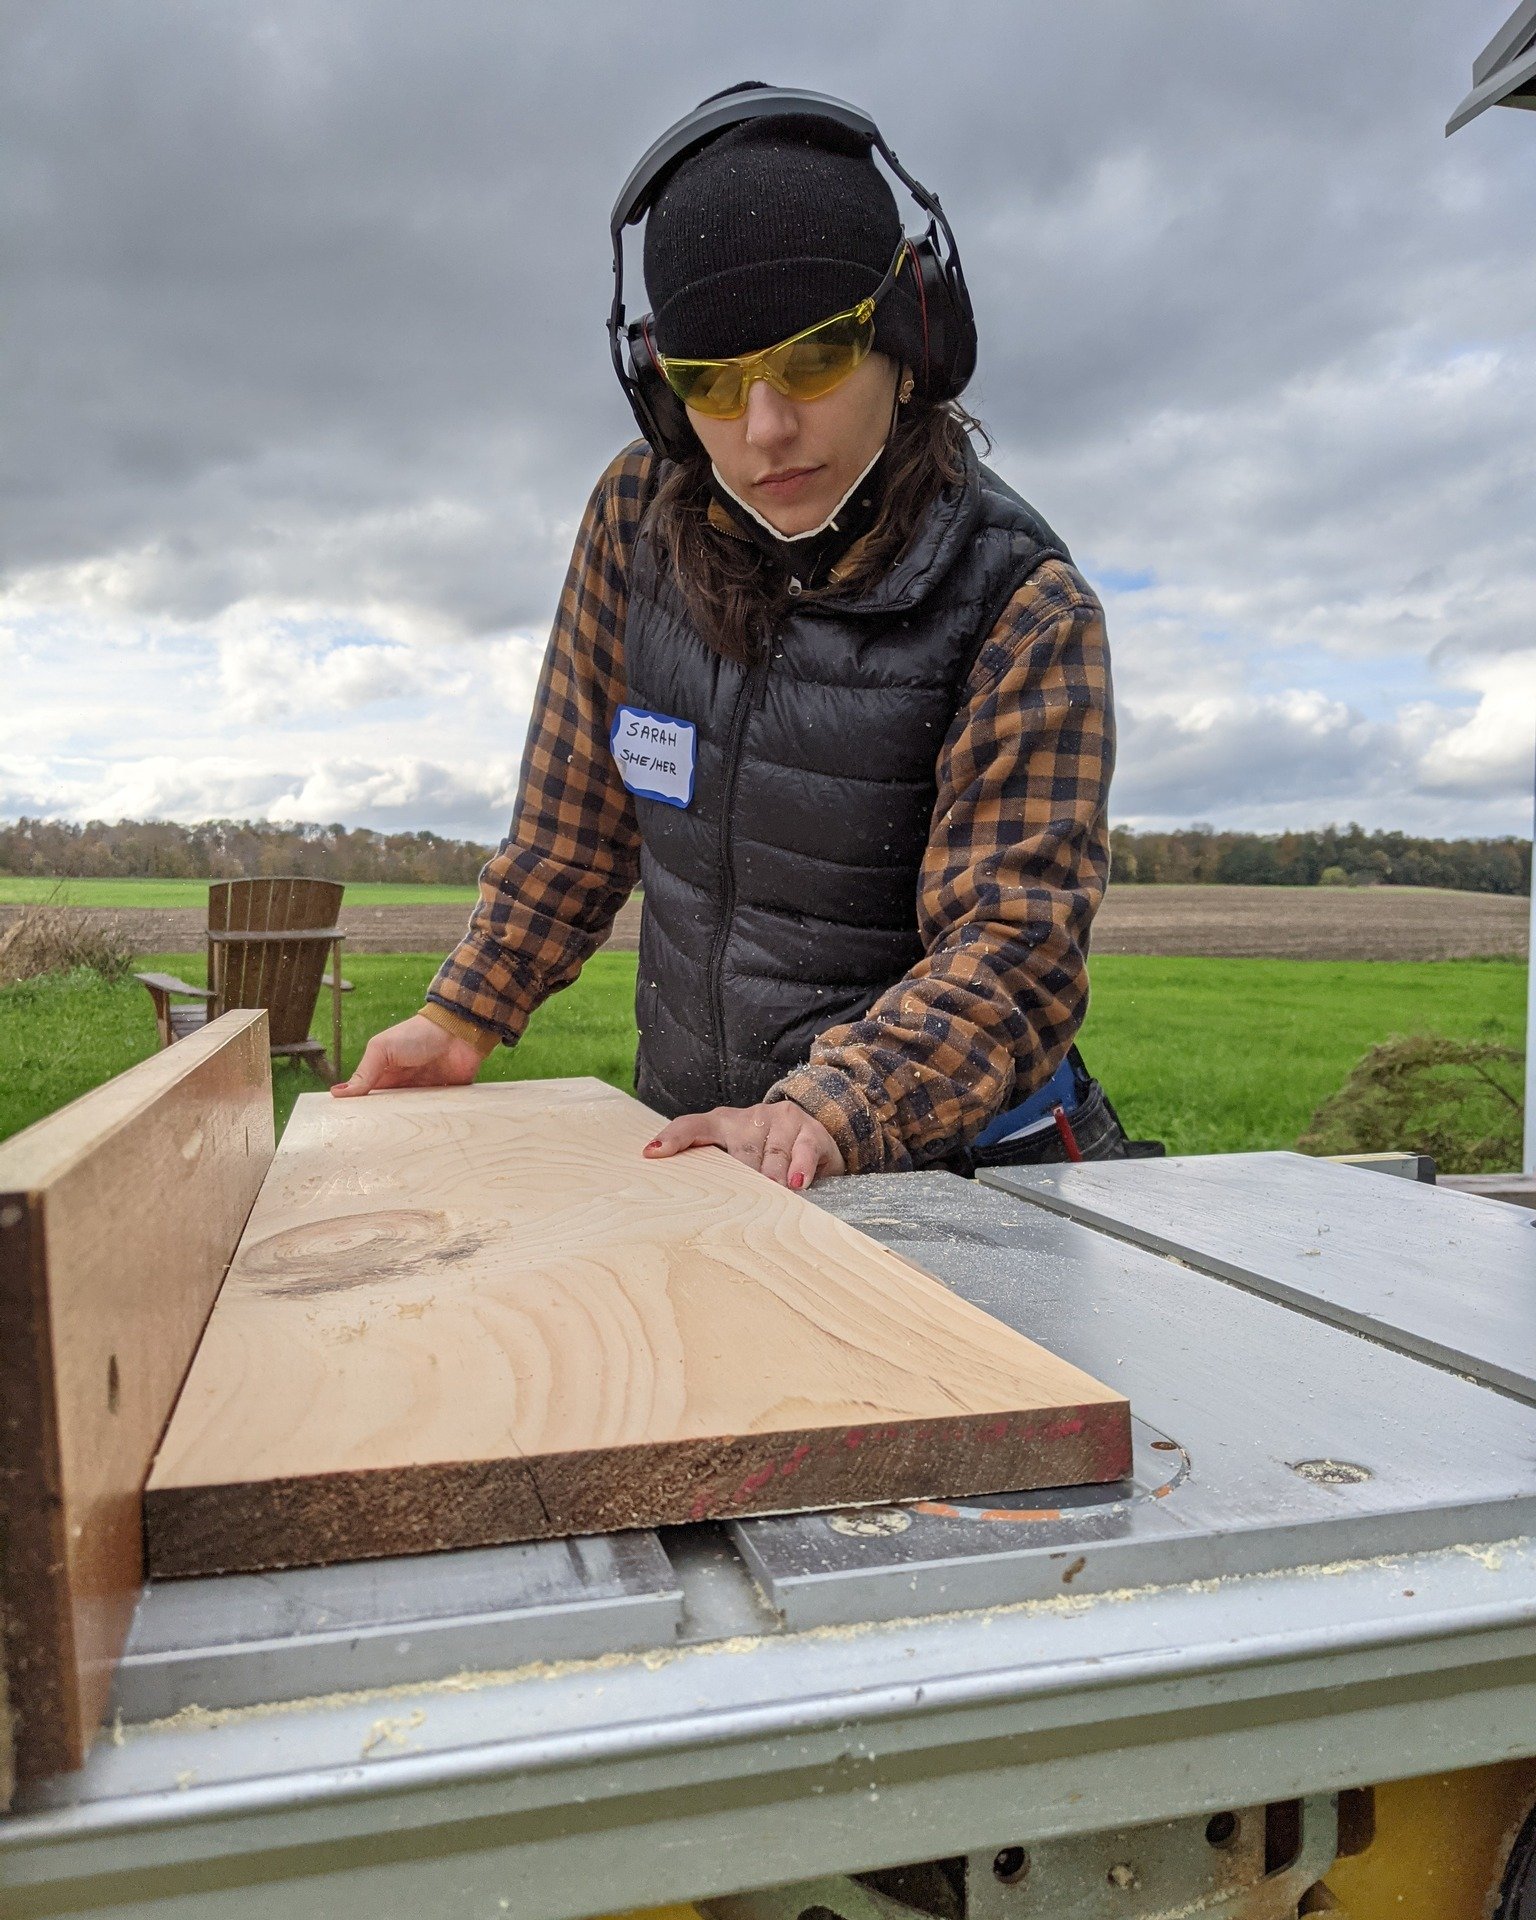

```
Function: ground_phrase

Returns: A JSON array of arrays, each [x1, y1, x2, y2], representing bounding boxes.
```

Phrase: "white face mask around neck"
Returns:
[[708, 442, 886, 542]]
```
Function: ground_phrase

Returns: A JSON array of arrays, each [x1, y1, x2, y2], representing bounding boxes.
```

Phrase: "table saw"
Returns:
[[4, 1133, 1536, 1919]]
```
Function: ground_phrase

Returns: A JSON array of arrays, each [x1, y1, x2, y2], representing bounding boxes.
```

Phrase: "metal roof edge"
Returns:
[[1448, 34, 1536, 133], [1475, 0, 1536, 86]]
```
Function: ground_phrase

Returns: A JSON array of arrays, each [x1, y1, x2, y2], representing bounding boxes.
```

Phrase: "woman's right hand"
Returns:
[[331, 1014, 485, 1098]]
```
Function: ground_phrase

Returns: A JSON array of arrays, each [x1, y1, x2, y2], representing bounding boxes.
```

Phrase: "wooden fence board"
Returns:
[[0, 1012, 273, 1786], [146, 1079, 1130, 1577]]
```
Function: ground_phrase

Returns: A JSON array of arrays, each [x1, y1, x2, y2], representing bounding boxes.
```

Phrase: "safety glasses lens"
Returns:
[[772, 311, 873, 401], [661, 307, 876, 419], [666, 360, 747, 415]]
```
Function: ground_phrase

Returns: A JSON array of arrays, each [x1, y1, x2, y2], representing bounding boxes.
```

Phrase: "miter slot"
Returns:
[[660, 1524, 789, 1644], [112, 1531, 682, 1722]]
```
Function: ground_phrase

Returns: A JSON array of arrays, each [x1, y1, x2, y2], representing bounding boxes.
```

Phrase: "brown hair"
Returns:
[[645, 398, 988, 665]]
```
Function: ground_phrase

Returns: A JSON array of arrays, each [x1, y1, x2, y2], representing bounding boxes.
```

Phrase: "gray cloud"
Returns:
[[3, 0, 1533, 836]]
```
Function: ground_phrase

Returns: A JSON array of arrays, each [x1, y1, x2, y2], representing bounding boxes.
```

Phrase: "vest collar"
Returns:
[[705, 494, 873, 589]]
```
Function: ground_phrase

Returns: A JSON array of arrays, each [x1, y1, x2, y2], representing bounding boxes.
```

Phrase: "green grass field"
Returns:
[[0, 951, 1523, 1158], [0, 877, 477, 907], [1083, 956, 1522, 1155], [0, 951, 638, 1143]]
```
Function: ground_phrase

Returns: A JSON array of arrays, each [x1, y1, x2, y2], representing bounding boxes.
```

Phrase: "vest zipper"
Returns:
[[708, 653, 769, 1102]]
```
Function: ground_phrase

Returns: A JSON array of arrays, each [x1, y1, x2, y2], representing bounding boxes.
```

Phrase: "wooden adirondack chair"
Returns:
[[136, 878, 352, 1083]]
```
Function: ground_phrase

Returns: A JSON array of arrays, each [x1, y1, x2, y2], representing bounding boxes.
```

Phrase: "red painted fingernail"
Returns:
[[645, 1138, 663, 1150], [789, 1171, 805, 1190]]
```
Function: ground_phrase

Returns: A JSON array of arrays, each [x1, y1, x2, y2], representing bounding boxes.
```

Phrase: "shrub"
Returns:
[[1318, 866, 1350, 887], [1297, 1033, 1523, 1174], [0, 904, 137, 988]]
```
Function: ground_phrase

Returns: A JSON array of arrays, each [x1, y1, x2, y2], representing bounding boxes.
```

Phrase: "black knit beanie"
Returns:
[[643, 84, 927, 376]]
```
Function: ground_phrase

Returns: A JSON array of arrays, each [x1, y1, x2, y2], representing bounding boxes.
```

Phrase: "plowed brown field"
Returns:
[[1091, 884, 1526, 960], [1, 885, 1525, 962]]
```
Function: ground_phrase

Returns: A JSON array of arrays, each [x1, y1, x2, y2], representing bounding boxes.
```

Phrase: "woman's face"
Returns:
[[686, 350, 901, 538]]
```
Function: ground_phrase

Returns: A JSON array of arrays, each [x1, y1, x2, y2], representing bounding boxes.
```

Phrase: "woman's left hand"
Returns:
[[643, 1101, 845, 1190]]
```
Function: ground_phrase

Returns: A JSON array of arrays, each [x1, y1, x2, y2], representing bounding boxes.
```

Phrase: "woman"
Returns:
[[336, 88, 1115, 1193]]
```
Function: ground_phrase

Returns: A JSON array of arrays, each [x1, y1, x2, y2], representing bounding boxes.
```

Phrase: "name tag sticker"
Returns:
[[610, 704, 697, 809]]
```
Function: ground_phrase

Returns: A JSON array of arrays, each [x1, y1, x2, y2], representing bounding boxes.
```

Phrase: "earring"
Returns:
[[898, 373, 915, 405]]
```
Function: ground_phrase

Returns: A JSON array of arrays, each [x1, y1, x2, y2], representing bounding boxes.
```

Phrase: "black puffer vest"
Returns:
[[624, 439, 1068, 1117]]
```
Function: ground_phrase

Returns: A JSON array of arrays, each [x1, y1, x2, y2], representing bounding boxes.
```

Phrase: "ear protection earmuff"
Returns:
[[608, 86, 978, 465]]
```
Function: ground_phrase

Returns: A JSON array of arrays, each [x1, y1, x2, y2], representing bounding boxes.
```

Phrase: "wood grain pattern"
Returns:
[[0, 1011, 273, 1786], [146, 1080, 1130, 1577]]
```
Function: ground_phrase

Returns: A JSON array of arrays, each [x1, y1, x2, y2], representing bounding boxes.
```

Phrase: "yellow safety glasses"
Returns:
[[657, 241, 911, 419]]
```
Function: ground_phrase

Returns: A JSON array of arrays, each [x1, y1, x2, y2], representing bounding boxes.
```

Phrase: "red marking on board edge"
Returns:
[[1094, 1411, 1136, 1482], [687, 1400, 1129, 1525], [964, 1411, 1089, 1446], [691, 1439, 820, 1521]]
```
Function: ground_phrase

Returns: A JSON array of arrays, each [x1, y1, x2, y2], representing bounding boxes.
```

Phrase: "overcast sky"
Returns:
[[4, 0, 1534, 843]]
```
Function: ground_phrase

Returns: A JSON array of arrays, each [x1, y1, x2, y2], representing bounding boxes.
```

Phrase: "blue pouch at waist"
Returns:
[[971, 1052, 1079, 1150]]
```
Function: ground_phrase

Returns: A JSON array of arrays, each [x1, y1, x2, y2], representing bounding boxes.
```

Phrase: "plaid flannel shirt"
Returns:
[[422, 442, 1114, 1174]]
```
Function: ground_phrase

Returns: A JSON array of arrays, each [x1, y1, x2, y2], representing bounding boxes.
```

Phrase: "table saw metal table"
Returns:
[[3, 1153, 1535, 1918]]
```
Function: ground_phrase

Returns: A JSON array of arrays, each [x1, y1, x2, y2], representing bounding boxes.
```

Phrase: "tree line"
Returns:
[[0, 815, 1530, 895], [0, 817, 493, 884], [1109, 823, 1530, 894]]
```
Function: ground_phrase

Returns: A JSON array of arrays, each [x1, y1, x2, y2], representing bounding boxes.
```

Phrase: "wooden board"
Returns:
[[146, 1080, 1130, 1578], [0, 1011, 274, 1788]]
